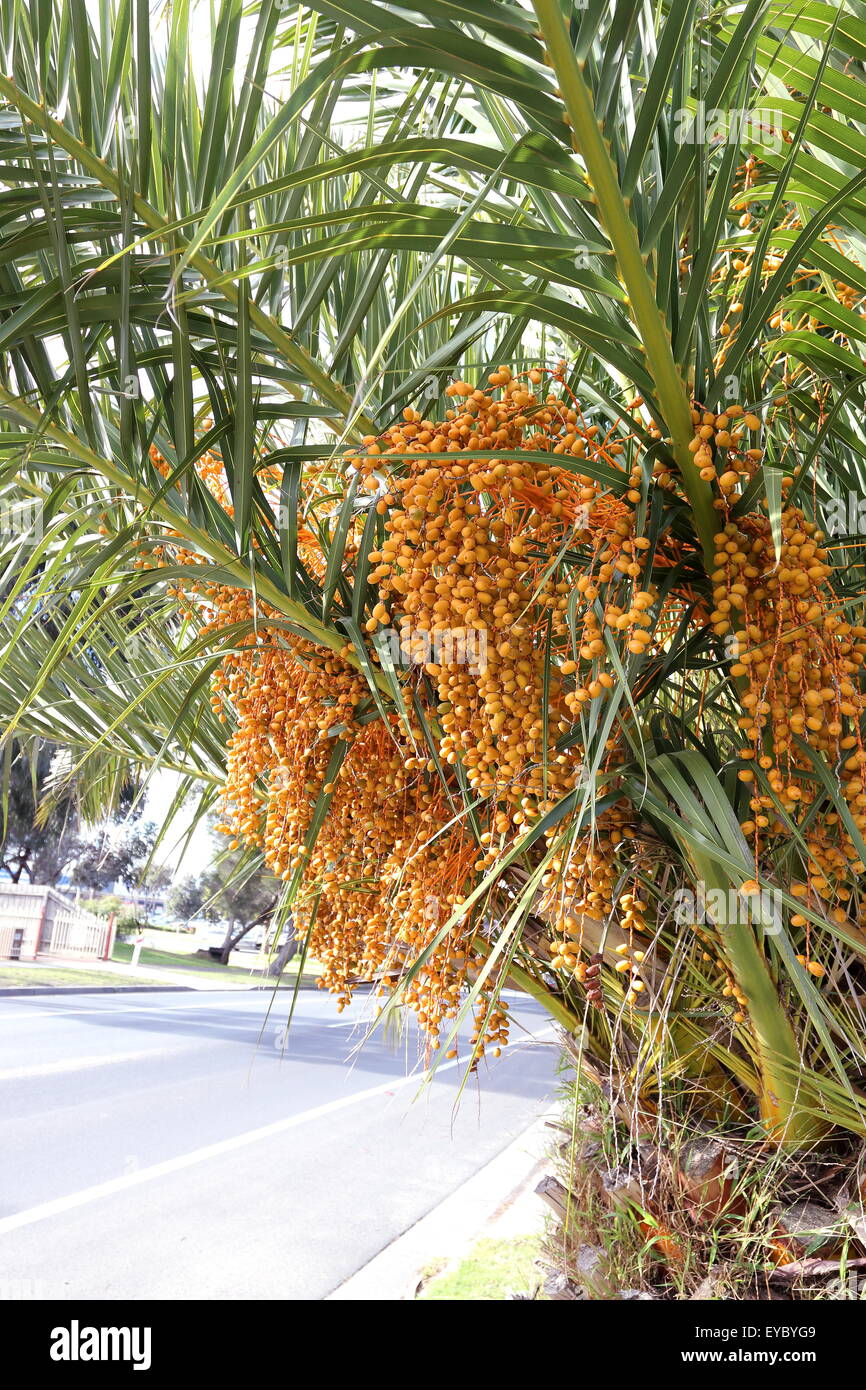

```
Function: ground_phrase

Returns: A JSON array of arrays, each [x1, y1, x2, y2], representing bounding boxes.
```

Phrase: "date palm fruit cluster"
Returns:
[[148, 367, 860, 1051], [711, 506, 866, 943], [704, 212, 866, 376]]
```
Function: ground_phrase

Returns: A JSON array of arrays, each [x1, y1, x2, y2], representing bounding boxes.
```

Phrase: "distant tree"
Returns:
[[0, 744, 81, 883], [141, 863, 173, 894], [0, 741, 152, 891], [167, 874, 207, 922], [199, 840, 289, 965], [82, 894, 125, 918], [113, 905, 150, 938], [64, 821, 158, 892], [267, 929, 298, 978]]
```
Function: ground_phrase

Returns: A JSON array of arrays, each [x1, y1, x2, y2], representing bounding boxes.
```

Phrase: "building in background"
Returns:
[[0, 883, 114, 962]]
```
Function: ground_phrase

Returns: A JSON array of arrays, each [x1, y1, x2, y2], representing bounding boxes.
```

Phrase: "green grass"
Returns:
[[0, 948, 320, 992], [112, 941, 252, 976], [112, 941, 321, 987], [0, 964, 163, 989], [417, 1236, 540, 1301]]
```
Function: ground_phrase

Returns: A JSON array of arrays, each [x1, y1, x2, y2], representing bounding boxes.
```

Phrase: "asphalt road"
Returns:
[[0, 987, 560, 1299]]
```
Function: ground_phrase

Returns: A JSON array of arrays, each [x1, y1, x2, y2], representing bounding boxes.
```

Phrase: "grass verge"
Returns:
[[111, 942, 321, 986], [113, 941, 256, 976], [417, 1236, 541, 1300], [0, 964, 164, 989]]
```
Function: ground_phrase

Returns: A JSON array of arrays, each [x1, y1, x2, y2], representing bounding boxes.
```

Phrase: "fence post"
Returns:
[[33, 892, 51, 960], [103, 911, 117, 961]]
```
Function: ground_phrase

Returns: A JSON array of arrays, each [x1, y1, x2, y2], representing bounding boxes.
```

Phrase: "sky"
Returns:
[[142, 771, 215, 878]]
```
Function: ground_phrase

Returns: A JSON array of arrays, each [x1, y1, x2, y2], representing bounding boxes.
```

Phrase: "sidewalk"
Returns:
[[326, 1110, 553, 1300], [0, 956, 294, 994], [69, 958, 260, 990]]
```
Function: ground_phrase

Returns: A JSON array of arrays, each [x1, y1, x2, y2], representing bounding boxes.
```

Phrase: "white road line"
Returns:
[[0, 1027, 554, 1237], [0, 1015, 260, 1034], [0, 1013, 334, 1037], [0, 998, 274, 1021], [0, 1043, 201, 1081]]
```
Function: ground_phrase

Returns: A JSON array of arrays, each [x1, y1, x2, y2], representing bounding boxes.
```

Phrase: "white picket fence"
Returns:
[[0, 884, 111, 961]]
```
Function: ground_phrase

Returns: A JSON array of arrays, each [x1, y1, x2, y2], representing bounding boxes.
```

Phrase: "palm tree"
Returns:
[[3, 0, 866, 1276]]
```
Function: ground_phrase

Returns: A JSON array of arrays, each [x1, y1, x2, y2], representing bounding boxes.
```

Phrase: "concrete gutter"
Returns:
[[326, 1110, 555, 1301]]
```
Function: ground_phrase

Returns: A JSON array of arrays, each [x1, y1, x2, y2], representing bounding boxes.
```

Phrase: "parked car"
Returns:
[[193, 920, 266, 957], [234, 928, 267, 953], [192, 921, 229, 957]]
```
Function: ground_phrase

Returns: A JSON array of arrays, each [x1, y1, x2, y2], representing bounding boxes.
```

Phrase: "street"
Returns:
[[0, 988, 560, 1299]]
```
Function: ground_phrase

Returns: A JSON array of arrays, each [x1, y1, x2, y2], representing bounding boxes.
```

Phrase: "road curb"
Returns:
[[0, 984, 194, 996], [325, 1109, 555, 1301], [0, 978, 323, 996]]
